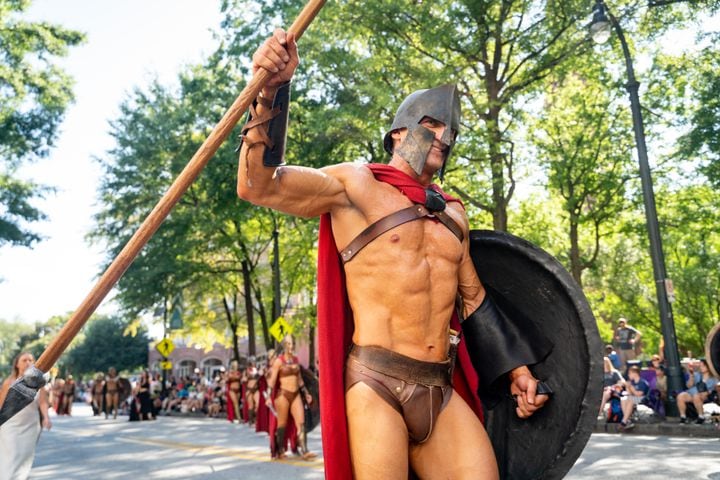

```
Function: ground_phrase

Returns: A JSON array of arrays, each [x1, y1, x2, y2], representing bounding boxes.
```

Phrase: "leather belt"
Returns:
[[340, 204, 464, 263]]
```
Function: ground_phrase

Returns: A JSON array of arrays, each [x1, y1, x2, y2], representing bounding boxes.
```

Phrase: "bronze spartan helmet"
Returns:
[[383, 84, 461, 180]]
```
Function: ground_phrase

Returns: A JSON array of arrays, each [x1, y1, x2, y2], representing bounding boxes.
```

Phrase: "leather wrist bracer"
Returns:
[[237, 81, 291, 167], [462, 291, 553, 406]]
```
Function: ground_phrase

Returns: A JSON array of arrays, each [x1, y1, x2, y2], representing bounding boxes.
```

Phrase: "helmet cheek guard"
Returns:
[[384, 84, 461, 181], [394, 125, 436, 176]]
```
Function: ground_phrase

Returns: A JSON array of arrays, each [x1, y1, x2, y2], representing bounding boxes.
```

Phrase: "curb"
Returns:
[[594, 418, 720, 438]]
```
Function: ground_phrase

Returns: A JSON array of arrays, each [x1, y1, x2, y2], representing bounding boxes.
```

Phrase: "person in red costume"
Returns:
[[237, 29, 551, 480], [254, 350, 274, 434], [265, 335, 315, 459], [225, 360, 242, 424]]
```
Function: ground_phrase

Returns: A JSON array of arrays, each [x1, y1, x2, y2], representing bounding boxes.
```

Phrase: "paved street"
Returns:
[[31, 404, 323, 479], [29, 404, 720, 479]]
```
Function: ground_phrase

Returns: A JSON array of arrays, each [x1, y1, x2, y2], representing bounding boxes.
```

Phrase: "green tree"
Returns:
[[221, 0, 599, 231], [64, 315, 149, 376], [660, 185, 720, 355], [0, 318, 33, 376], [0, 0, 84, 247], [532, 71, 635, 285], [8, 314, 69, 371], [667, 44, 720, 187], [92, 52, 320, 357]]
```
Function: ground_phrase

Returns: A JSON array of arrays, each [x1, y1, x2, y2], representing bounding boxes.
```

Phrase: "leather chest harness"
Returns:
[[340, 189, 464, 263]]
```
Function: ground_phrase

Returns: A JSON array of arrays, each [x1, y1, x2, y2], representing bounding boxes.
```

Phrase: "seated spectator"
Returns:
[[599, 357, 625, 417], [207, 387, 223, 418], [605, 345, 622, 370], [619, 365, 649, 430], [655, 365, 668, 402], [161, 388, 180, 414], [677, 359, 719, 424], [638, 365, 665, 418]]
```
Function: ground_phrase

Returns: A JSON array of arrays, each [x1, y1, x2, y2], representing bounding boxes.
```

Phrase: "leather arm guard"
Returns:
[[462, 291, 553, 407], [237, 81, 291, 167]]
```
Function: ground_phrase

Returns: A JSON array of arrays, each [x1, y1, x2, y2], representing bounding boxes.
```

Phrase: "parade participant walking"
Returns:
[[92, 373, 105, 416], [52, 377, 65, 414], [255, 350, 275, 435], [105, 367, 120, 419], [238, 28, 551, 479], [0, 352, 52, 480], [225, 360, 242, 424], [265, 335, 315, 460], [136, 371, 154, 421], [61, 374, 76, 416], [244, 358, 261, 426]]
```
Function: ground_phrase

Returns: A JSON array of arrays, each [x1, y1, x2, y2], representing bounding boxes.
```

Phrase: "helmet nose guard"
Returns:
[[383, 84, 461, 179]]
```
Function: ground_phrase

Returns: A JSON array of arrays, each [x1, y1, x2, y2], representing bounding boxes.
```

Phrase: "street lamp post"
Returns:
[[590, 0, 685, 416]]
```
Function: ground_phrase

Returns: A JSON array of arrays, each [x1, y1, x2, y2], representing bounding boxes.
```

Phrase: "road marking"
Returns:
[[118, 436, 324, 470]]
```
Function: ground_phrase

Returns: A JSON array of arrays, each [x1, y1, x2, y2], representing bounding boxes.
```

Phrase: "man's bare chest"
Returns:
[[335, 180, 464, 264]]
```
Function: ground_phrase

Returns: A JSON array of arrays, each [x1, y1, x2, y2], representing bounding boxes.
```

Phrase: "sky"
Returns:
[[0, 0, 224, 326]]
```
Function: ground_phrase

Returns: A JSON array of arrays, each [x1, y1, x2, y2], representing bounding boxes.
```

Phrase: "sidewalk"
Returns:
[[595, 410, 720, 438]]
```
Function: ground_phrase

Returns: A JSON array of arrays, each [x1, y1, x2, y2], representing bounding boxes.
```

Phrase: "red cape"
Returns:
[[241, 382, 250, 422], [255, 375, 270, 433], [317, 164, 485, 480], [225, 388, 237, 422]]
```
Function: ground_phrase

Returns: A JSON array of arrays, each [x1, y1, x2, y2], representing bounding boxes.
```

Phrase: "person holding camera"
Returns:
[[677, 359, 719, 424]]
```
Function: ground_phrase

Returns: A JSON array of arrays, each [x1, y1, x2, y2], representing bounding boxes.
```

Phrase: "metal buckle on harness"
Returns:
[[424, 188, 446, 213]]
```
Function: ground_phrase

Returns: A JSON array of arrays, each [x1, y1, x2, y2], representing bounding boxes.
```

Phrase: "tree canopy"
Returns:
[[79, 0, 720, 362], [0, 0, 84, 247]]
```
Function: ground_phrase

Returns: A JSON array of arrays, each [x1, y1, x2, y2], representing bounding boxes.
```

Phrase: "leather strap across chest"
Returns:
[[340, 204, 464, 263]]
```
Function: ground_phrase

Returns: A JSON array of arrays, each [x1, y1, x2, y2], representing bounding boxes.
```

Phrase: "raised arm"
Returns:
[[237, 28, 350, 218]]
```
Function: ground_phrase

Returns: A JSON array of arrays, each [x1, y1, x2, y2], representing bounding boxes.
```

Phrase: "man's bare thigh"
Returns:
[[346, 381, 409, 480], [410, 390, 498, 480]]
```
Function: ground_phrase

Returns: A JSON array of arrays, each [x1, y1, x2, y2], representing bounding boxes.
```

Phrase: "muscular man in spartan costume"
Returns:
[[237, 29, 551, 479]]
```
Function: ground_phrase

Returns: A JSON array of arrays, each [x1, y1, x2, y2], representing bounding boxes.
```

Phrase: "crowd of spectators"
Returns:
[[600, 317, 720, 429], [158, 370, 226, 418]]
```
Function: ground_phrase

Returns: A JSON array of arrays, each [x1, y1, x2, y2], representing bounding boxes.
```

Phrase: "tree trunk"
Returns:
[[308, 323, 316, 371], [569, 219, 583, 287], [241, 259, 256, 357], [487, 105, 509, 232], [254, 287, 272, 350], [222, 296, 241, 362]]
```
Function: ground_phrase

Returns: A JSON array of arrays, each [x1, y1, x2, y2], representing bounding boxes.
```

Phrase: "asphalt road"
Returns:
[[28, 404, 720, 479]]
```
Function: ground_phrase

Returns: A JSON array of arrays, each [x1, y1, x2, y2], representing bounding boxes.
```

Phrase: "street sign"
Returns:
[[269, 317, 293, 342], [159, 360, 173, 371], [155, 338, 175, 358]]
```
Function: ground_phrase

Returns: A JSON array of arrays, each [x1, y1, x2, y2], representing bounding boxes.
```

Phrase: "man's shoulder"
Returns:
[[321, 162, 373, 181]]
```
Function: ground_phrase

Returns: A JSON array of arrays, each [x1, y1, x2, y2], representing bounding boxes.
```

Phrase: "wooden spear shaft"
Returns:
[[35, 0, 327, 372]]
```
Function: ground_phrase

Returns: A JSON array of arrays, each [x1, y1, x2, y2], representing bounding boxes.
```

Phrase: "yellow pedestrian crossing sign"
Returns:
[[269, 317, 293, 342], [156, 338, 175, 358], [159, 360, 173, 370]]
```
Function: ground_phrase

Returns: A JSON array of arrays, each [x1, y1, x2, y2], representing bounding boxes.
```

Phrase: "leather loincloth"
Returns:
[[345, 344, 453, 444]]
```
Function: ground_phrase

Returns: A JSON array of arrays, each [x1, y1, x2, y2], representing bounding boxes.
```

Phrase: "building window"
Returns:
[[203, 358, 223, 381], [178, 360, 196, 380]]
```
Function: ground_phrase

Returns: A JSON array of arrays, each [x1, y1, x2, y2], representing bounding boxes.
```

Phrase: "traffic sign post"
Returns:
[[269, 317, 293, 343], [155, 338, 175, 358]]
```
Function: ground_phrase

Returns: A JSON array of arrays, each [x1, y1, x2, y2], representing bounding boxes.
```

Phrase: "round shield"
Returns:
[[705, 322, 720, 379], [301, 367, 321, 432], [470, 230, 603, 480], [117, 377, 132, 404]]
